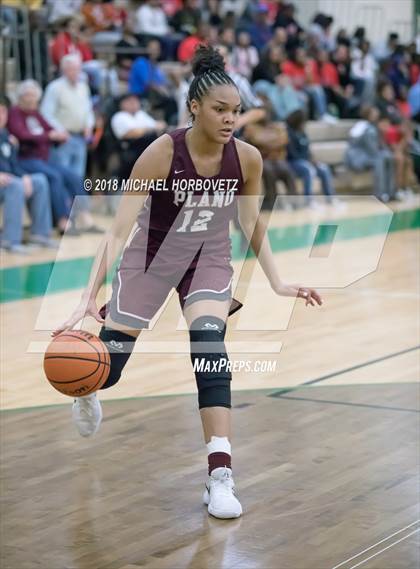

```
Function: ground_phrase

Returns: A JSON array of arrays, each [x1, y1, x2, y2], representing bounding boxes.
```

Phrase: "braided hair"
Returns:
[[187, 45, 238, 122]]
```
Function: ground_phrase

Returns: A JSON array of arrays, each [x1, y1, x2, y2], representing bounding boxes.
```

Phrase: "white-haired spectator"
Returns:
[[40, 54, 95, 178], [8, 80, 102, 235]]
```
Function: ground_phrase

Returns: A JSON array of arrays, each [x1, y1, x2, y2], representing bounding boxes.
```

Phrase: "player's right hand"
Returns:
[[52, 298, 105, 337]]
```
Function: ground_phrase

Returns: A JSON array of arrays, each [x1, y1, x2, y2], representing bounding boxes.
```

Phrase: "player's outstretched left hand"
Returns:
[[274, 282, 323, 307]]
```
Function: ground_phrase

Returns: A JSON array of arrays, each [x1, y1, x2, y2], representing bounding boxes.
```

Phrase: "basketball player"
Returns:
[[54, 46, 322, 519]]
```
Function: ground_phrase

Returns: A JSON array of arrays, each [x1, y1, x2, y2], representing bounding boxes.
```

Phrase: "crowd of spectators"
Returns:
[[1, 0, 420, 253]]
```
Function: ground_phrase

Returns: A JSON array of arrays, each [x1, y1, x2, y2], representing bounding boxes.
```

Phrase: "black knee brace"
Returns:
[[189, 316, 231, 409], [99, 328, 136, 389]]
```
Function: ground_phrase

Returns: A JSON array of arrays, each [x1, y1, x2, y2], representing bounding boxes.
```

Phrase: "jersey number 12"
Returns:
[[177, 210, 215, 233]]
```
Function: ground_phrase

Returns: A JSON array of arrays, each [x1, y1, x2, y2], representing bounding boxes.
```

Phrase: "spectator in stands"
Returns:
[[269, 25, 287, 50], [352, 27, 366, 49], [40, 54, 95, 179], [47, 0, 83, 27], [273, 2, 303, 43], [376, 80, 403, 124], [386, 46, 411, 99], [374, 32, 399, 62], [345, 105, 396, 202], [376, 81, 415, 194], [115, 22, 141, 82], [252, 44, 284, 84], [135, 0, 180, 60], [50, 16, 119, 96], [244, 105, 298, 210], [309, 13, 334, 52], [171, 0, 201, 36], [178, 22, 210, 63], [286, 109, 337, 207], [408, 45, 420, 84], [246, 4, 273, 52], [8, 80, 99, 235], [282, 46, 336, 122], [316, 49, 353, 118], [253, 46, 302, 121], [135, 0, 170, 38], [82, 0, 125, 45], [129, 39, 178, 124], [351, 39, 377, 103], [0, 98, 56, 253], [231, 30, 259, 80], [219, 27, 236, 53], [49, 16, 93, 68], [396, 85, 411, 119], [332, 43, 365, 113], [205, 0, 223, 27], [408, 77, 420, 122], [110, 93, 166, 179], [335, 28, 351, 48]]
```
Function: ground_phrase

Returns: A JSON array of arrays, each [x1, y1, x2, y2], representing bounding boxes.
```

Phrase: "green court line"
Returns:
[[1, 381, 417, 415], [1, 208, 419, 304]]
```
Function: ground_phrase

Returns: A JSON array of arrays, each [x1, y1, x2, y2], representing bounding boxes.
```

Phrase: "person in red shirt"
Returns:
[[316, 49, 353, 118], [282, 46, 335, 121], [177, 22, 210, 63], [50, 17, 93, 68]]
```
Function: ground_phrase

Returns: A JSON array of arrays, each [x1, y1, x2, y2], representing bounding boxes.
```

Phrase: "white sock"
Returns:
[[206, 435, 231, 455]]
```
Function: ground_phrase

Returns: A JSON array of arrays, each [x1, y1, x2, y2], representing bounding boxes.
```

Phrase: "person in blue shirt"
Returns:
[[408, 78, 420, 122], [128, 39, 178, 124], [246, 5, 273, 52]]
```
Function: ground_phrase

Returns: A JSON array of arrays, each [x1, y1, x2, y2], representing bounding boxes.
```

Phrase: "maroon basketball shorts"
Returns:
[[106, 227, 236, 330]]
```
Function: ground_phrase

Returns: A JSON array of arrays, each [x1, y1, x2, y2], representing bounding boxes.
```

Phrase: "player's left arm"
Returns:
[[236, 140, 322, 307]]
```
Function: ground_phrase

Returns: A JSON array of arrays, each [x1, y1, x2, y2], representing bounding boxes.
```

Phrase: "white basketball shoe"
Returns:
[[203, 467, 242, 519], [72, 392, 102, 437]]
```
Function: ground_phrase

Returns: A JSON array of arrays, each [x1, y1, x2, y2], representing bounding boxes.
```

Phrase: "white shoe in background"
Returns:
[[203, 467, 242, 519], [72, 392, 102, 437]]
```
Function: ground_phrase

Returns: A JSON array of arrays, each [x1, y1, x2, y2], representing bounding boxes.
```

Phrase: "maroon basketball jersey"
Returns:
[[137, 128, 244, 240]]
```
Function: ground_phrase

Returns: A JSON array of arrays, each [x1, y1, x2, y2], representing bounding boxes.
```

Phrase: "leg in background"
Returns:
[[290, 159, 315, 202], [315, 162, 335, 200], [0, 177, 25, 246], [27, 173, 53, 238]]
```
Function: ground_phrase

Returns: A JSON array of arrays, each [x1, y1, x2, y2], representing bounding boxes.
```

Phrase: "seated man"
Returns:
[[111, 93, 166, 179], [8, 79, 102, 235], [0, 97, 56, 253]]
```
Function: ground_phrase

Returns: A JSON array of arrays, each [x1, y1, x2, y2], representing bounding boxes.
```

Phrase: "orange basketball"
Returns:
[[44, 330, 110, 397]]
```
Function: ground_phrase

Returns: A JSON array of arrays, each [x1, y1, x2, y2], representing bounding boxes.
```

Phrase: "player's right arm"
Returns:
[[52, 134, 174, 336]]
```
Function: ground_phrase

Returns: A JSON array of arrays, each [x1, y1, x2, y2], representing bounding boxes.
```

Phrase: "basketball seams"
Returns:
[[44, 355, 110, 365], [52, 332, 102, 356], [44, 331, 111, 396]]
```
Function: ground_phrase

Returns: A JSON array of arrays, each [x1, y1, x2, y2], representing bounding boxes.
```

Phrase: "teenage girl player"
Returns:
[[54, 46, 322, 520]]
